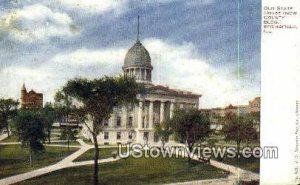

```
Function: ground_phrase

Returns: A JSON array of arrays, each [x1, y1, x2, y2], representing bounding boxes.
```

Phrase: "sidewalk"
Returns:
[[0, 133, 8, 142]]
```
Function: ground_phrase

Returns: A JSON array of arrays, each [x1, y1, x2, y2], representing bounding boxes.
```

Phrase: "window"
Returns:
[[103, 120, 108, 127], [128, 132, 133, 139], [104, 132, 109, 140], [116, 116, 121, 127], [117, 132, 121, 140], [128, 116, 133, 127], [143, 132, 149, 141]]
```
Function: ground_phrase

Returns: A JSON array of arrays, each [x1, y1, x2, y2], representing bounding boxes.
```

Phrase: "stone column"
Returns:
[[170, 101, 175, 119], [138, 101, 143, 129], [149, 101, 154, 129], [160, 101, 165, 123], [122, 105, 127, 128], [144, 69, 147, 81]]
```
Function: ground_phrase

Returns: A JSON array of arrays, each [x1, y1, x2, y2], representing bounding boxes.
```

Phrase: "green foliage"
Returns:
[[62, 75, 142, 133], [39, 102, 59, 144], [12, 110, 45, 153], [154, 119, 173, 149], [171, 108, 210, 146], [60, 75, 142, 185], [170, 108, 210, 163], [60, 127, 78, 141], [0, 98, 19, 136], [221, 113, 259, 152]]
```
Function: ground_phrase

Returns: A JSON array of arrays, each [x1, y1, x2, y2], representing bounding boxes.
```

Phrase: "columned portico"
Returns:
[[138, 101, 143, 129], [160, 101, 165, 123], [170, 101, 175, 118], [149, 101, 154, 129]]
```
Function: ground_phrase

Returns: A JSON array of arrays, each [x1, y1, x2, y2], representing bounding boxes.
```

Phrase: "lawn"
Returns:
[[74, 148, 118, 161], [0, 145, 78, 179], [21, 155, 228, 185], [47, 140, 80, 146], [216, 156, 260, 173]]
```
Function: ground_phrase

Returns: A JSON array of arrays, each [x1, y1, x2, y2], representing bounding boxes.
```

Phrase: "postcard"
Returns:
[[0, 0, 299, 185]]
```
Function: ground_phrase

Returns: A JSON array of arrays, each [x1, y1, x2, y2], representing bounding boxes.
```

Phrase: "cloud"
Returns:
[[0, 38, 258, 108], [143, 39, 258, 108], [52, 48, 126, 66], [58, 0, 129, 15], [0, 4, 79, 42]]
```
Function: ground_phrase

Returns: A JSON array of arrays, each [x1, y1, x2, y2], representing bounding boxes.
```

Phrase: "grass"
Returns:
[[216, 156, 260, 173], [21, 155, 228, 185], [47, 140, 80, 146], [74, 148, 118, 161], [0, 145, 78, 179]]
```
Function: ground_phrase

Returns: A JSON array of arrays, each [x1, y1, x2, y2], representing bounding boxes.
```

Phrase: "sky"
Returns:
[[0, 0, 261, 108]]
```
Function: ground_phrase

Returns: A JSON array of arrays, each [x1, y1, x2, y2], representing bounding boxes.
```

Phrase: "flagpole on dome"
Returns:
[[137, 16, 140, 42]]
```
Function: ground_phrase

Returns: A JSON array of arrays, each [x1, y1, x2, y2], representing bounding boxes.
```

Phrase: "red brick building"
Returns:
[[20, 83, 43, 109]]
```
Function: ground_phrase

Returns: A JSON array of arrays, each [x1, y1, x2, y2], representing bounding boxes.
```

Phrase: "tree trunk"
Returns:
[[188, 145, 193, 164], [6, 121, 9, 137], [48, 127, 51, 144], [29, 148, 33, 167], [93, 134, 99, 185], [67, 125, 70, 151]]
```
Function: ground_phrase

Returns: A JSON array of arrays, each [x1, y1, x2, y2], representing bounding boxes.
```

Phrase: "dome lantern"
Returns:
[[123, 16, 153, 84]]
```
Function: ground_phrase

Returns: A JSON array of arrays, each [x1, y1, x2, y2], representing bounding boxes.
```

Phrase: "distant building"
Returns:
[[20, 83, 43, 109], [249, 97, 260, 113], [200, 97, 261, 131]]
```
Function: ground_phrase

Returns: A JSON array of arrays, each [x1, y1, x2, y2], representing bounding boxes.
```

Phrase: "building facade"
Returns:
[[200, 97, 261, 132], [82, 33, 201, 145], [249, 97, 260, 113], [20, 83, 43, 109]]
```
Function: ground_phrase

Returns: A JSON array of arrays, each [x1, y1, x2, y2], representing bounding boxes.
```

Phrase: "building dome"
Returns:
[[124, 40, 152, 68]]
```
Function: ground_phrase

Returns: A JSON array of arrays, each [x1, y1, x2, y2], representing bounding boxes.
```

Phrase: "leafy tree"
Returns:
[[60, 126, 78, 142], [171, 108, 210, 163], [54, 91, 75, 150], [40, 102, 58, 144], [12, 110, 45, 167], [61, 75, 141, 185], [154, 119, 173, 150], [222, 113, 259, 153], [0, 98, 19, 137]]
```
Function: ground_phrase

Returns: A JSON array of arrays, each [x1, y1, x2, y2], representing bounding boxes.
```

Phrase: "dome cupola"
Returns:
[[123, 16, 153, 84]]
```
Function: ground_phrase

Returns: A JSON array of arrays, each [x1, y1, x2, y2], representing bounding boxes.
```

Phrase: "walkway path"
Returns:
[[172, 146, 259, 183], [164, 175, 238, 185], [0, 139, 121, 185], [0, 133, 8, 142], [0, 139, 259, 185]]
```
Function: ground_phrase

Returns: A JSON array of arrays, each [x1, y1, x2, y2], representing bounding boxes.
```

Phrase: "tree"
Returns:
[[40, 102, 58, 144], [60, 126, 78, 142], [54, 91, 74, 151], [61, 75, 141, 185], [171, 108, 210, 163], [12, 110, 45, 167], [0, 98, 19, 137], [154, 119, 173, 150], [222, 113, 259, 154]]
